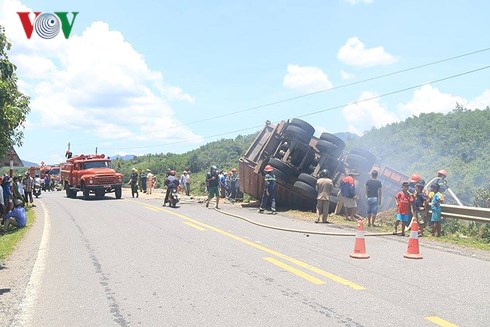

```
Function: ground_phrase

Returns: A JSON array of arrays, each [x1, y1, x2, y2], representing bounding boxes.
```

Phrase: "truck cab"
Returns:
[[61, 154, 124, 200]]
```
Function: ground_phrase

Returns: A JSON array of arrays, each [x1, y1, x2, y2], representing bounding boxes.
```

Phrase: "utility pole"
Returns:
[[9, 147, 13, 177]]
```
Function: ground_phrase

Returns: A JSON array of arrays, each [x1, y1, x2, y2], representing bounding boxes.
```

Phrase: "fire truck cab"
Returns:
[[61, 154, 124, 200]]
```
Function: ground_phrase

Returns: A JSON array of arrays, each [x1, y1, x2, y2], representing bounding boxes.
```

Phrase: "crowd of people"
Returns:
[[0, 172, 36, 235]]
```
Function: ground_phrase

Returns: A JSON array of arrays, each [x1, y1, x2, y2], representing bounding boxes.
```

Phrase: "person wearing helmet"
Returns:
[[434, 170, 448, 193], [129, 168, 139, 198], [205, 166, 220, 209], [1, 199, 26, 234], [408, 173, 421, 195], [163, 170, 179, 206], [365, 170, 382, 227], [315, 169, 333, 223], [259, 165, 276, 214]]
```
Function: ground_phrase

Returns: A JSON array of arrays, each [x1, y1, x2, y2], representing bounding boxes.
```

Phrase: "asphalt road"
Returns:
[[1, 190, 489, 326]]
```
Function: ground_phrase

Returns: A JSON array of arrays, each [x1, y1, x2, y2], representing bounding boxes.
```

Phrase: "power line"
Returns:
[[101, 64, 490, 151], [73, 46, 490, 147]]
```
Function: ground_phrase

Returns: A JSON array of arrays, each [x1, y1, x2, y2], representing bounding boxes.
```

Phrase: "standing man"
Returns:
[[315, 169, 333, 223], [229, 168, 239, 202], [259, 165, 276, 214], [340, 172, 357, 221], [129, 168, 139, 198], [365, 170, 382, 227], [140, 170, 147, 193], [23, 172, 35, 207], [184, 171, 191, 196], [146, 169, 154, 195], [205, 166, 220, 209]]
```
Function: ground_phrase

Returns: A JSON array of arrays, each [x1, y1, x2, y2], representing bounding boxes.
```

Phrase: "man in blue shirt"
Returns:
[[2, 200, 27, 233], [259, 165, 276, 214]]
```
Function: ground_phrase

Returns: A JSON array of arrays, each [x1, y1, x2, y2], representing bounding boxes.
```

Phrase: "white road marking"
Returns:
[[14, 201, 51, 327]]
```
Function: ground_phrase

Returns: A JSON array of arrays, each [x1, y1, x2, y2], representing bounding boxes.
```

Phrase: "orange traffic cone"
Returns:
[[404, 219, 423, 259], [350, 219, 370, 259]]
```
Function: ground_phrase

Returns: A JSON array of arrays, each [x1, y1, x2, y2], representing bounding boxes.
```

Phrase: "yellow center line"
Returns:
[[125, 199, 365, 290], [143, 206, 160, 212], [184, 221, 206, 231], [425, 316, 459, 327], [264, 257, 325, 285]]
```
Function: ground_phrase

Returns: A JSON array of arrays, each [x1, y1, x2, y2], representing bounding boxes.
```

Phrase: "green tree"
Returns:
[[0, 25, 30, 157]]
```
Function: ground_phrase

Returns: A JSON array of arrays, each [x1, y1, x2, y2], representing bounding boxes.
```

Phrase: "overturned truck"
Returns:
[[239, 119, 378, 214]]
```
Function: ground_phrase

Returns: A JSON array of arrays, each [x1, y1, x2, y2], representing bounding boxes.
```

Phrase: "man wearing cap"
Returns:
[[129, 168, 139, 198], [1, 199, 27, 234], [146, 169, 155, 195], [259, 165, 277, 214]]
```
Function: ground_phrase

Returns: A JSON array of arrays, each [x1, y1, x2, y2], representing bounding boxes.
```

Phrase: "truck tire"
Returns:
[[289, 118, 315, 138], [268, 158, 296, 177], [319, 133, 346, 151], [65, 184, 70, 198], [115, 187, 122, 199], [82, 184, 90, 200], [316, 140, 342, 157], [272, 168, 289, 183], [284, 125, 311, 144], [70, 189, 77, 199], [297, 173, 317, 188], [349, 148, 376, 168], [293, 181, 317, 199], [346, 153, 372, 173]]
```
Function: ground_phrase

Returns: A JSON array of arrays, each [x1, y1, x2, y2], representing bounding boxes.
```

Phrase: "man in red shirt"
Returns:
[[393, 182, 413, 236]]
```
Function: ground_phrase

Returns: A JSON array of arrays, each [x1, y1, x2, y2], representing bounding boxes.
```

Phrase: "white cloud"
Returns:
[[337, 37, 397, 67], [397, 84, 466, 118], [283, 64, 333, 93], [342, 91, 398, 134], [467, 89, 490, 110], [344, 0, 374, 4], [340, 70, 355, 80], [0, 0, 200, 146]]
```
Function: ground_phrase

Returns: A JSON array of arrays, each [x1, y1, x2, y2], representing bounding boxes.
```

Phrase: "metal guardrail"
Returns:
[[441, 204, 490, 224]]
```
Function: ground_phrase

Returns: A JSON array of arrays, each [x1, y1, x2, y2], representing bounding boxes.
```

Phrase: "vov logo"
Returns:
[[17, 12, 79, 39]]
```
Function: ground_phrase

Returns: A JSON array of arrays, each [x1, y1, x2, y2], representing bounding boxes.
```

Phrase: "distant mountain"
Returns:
[[22, 160, 39, 167], [110, 154, 136, 161], [334, 132, 360, 142]]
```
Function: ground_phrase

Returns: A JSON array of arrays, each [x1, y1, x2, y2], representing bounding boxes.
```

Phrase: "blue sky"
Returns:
[[1, 0, 489, 164]]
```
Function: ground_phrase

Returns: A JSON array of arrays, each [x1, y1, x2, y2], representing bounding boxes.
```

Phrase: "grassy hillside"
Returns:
[[347, 106, 490, 205]]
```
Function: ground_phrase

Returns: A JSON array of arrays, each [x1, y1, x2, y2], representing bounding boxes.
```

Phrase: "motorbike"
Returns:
[[33, 184, 42, 198], [169, 187, 179, 208]]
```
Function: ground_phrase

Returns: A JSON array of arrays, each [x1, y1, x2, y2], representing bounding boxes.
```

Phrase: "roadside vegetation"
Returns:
[[0, 207, 35, 260]]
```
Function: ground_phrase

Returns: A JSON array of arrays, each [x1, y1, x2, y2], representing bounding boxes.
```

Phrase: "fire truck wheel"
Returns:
[[293, 181, 317, 198], [349, 148, 376, 168], [268, 158, 296, 177], [115, 187, 122, 199], [319, 132, 346, 151], [284, 125, 311, 144], [65, 185, 70, 198], [297, 173, 317, 188], [289, 118, 315, 138]]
